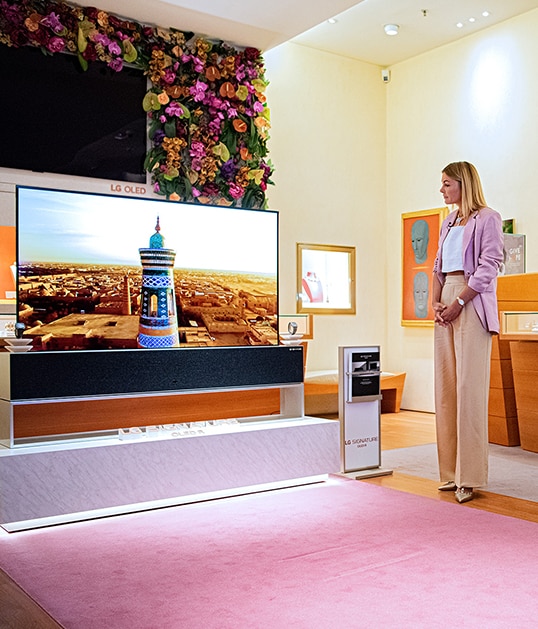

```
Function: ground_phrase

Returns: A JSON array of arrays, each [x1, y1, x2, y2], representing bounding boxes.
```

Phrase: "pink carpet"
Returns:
[[0, 476, 537, 628]]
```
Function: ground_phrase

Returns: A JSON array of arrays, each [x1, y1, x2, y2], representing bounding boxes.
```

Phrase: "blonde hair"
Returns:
[[442, 161, 487, 219]]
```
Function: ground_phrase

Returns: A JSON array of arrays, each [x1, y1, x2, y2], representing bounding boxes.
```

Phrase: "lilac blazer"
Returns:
[[433, 207, 504, 333]]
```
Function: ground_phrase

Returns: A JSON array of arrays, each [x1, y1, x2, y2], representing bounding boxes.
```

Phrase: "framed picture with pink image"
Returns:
[[296, 243, 356, 315]]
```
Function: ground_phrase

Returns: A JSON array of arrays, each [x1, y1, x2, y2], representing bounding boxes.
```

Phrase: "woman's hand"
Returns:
[[434, 300, 463, 326], [432, 301, 448, 326]]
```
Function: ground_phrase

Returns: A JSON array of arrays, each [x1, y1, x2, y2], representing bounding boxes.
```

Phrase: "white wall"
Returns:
[[264, 44, 387, 372], [385, 9, 538, 411], [266, 10, 538, 411]]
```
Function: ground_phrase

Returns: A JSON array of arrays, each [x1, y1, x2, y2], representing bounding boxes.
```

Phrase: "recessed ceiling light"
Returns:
[[327, 18, 337, 24], [482, 11, 490, 17], [456, 22, 464, 28], [384, 24, 399, 36], [469, 17, 476, 23]]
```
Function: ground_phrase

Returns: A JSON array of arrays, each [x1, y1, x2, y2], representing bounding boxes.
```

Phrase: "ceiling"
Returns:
[[84, 0, 538, 66]]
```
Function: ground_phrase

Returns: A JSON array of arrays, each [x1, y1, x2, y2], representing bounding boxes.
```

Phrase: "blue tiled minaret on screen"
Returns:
[[138, 217, 180, 348]]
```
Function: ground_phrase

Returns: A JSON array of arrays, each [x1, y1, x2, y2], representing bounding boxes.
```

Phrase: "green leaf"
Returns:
[[164, 120, 177, 137], [77, 51, 88, 72], [77, 27, 88, 54], [148, 118, 162, 140]]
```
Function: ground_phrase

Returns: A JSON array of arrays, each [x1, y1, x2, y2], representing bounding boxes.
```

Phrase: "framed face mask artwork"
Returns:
[[401, 208, 447, 327]]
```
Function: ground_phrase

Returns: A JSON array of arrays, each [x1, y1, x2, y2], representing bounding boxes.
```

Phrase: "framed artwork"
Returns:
[[502, 219, 515, 234], [401, 208, 447, 327], [502, 233, 526, 275], [0, 226, 16, 314], [296, 243, 356, 315]]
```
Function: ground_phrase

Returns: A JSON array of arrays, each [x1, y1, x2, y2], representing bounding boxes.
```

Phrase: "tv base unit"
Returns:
[[0, 416, 339, 532], [0, 346, 340, 531]]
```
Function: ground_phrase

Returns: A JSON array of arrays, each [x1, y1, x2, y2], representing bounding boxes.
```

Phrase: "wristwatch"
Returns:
[[456, 297, 465, 307]]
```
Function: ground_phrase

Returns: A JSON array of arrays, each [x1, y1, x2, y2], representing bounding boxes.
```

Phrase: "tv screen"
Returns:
[[16, 186, 278, 351], [0, 44, 148, 183]]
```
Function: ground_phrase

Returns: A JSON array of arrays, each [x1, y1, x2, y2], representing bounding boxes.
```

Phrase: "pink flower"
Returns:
[[190, 80, 208, 103], [163, 68, 176, 84], [165, 102, 184, 117], [47, 37, 65, 53], [41, 12, 64, 34], [108, 41, 121, 56], [109, 57, 123, 72], [190, 141, 205, 158], [229, 183, 244, 199], [92, 33, 111, 47]]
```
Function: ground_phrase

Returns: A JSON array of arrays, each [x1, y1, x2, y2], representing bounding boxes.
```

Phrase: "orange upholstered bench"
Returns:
[[304, 370, 406, 416]]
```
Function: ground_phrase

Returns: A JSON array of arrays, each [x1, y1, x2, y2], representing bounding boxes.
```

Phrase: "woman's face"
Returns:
[[440, 172, 462, 206]]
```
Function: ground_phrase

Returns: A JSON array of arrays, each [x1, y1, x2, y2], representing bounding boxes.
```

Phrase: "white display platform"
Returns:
[[0, 416, 340, 532]]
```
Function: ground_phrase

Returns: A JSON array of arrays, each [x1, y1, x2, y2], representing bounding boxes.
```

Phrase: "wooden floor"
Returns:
[[363, 410, 538, 524], [1, 409, 537, 628]]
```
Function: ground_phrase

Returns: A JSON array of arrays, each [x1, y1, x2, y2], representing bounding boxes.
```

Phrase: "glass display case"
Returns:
[[499, 311, 538, 341]]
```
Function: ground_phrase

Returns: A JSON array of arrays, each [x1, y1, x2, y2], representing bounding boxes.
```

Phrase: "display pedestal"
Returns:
[[338, 346, 393, 479]]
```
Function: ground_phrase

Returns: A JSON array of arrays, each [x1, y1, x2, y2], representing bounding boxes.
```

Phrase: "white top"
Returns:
[[442, 225, 464, 272]]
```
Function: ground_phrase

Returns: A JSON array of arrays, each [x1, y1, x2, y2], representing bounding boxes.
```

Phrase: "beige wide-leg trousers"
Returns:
[[434, 275, 492, 488]]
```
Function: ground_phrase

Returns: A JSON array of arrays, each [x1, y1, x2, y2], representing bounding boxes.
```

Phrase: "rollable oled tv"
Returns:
[[16, 186, 278, 351]]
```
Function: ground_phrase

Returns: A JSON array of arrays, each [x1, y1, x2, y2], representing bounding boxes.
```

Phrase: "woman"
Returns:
[[432, 161, 504, 503]]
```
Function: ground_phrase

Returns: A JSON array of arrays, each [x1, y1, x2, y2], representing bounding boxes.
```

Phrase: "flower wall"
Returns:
[[0, 0, 273, 208]]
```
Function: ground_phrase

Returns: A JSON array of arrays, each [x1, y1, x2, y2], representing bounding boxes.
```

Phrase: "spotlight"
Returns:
[[384, 24, 399, 36]]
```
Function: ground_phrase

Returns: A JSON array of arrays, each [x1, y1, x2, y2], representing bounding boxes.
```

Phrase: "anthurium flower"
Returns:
[[142, 91, 161, 112], [166, 85, 184, 100], [212, 142, 230, 162], [247, 169, 264, 185], [205, 66, 221, 81], [240, 147, 252, 161], [122, 39, 137, 63], [254, 117, 269, 129], [220, 82, 236, 99], [252, 78, 267, 93], [236, 85, 248, 101], [169, 192, 180, 201], [233, 119, 248, 133]]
